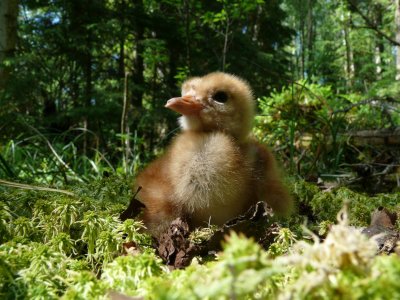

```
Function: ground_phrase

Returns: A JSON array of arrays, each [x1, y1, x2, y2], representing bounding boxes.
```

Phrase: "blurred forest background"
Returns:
[[0, 0, 399, 191]]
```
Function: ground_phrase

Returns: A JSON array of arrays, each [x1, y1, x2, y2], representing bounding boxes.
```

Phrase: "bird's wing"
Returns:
[[250, 141, 293, 215], [134, 155, 181, 236]]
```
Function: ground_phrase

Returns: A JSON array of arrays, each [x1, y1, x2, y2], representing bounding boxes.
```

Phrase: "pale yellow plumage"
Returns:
[[135, 72, 292, 237]]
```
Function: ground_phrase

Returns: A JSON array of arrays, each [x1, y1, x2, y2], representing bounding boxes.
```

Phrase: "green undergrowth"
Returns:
[[1, 176, 400, 299], [291, 179, 400, 228]]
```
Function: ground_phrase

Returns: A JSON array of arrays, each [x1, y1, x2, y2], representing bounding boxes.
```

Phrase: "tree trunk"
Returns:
[[0, 0, 18, 90], [117, 0, 126, 79], [82, 18, 93, 156], [395, 0, 400, 80], [349, 127, 400, 146], [221, 16, 230, 72], [375, 41, 384, 79], [121, 71, 131, 173], [374, 4, 384, 79], [300, 19, 305, 79], [184, 0, 191, 69], [306, 0, 314, 78], [342, 8, 354, 88], [132, 0, 144, 108], [118, 37, 125, 79]]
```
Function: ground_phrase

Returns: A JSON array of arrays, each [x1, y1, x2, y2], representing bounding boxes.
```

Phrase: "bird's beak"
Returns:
[[165, 95, 204, 115]]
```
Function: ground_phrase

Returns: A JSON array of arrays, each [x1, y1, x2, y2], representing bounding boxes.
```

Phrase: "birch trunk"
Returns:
[[342, 9, 354, 88]]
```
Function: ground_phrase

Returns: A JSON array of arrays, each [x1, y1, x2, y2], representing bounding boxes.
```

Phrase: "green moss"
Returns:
[[1, 177, 400, 299], [291, 180, 400, 226]]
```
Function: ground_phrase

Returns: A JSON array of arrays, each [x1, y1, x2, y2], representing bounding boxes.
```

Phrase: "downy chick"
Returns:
[[135, 72, 292, 237]]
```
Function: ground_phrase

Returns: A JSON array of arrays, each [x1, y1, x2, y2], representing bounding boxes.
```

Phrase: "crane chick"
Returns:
[[135, 72, 292, 237]]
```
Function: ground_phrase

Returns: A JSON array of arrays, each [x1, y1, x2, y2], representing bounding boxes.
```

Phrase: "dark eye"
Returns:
[[213, 91, 228, 103]]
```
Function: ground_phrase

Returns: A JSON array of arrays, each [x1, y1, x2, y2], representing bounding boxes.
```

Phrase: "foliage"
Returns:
[[291, 179, 400, 226], [0, 1, 399, 298], [255, 81, 400, 176], [0, 121, 153, 184], [0, 0, 294, 183], [1, 0, 399, 183], [0, 175, 152, 298]]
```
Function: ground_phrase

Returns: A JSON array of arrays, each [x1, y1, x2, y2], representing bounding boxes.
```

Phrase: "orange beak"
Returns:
[[165, 95, 204, 115]]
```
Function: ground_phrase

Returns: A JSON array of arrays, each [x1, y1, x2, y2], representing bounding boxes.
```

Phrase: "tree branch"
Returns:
[[347, 0, 400, 47], [347, 0, 400, 46]]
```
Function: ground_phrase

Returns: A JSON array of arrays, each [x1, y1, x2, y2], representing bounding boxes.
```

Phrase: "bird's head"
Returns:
[[165, 72, 255, 141]]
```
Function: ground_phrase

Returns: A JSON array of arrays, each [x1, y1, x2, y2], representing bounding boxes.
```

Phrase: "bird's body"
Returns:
[[135, 72, 292, 237]]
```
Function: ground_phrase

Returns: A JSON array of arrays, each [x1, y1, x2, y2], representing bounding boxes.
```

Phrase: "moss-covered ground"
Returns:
[[1, 175, 400, 299]]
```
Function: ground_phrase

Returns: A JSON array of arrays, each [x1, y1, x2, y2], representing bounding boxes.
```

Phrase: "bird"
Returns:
[[134, 72, 293, 237]]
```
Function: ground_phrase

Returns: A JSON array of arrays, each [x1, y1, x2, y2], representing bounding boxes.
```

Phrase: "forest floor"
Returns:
[[1, 173, 400, 299]]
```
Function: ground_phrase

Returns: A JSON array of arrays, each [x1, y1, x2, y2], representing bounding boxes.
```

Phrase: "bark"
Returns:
[[184, 0, 191, 69], [82, 18, 93, 157], [349, 127, 400, 146], [374, 42, 384, 79], [68, 0, 94, 154], [342, 9, 354, 88], [221, 2, 233, 72], [297, 1, 307, 80], [395, 0, 400, 80], [0, 0, 18, 89], [306, 0, 314, 77], [221, 16, 230, 72], [84, 48, 92, 108], [300, 18, 305, 79], [374, 4, 384, 79], [118, 38, 125, 79], [132, 0, 144, 108], [121, 72, 131, 172], [117, 0, 126, 79]]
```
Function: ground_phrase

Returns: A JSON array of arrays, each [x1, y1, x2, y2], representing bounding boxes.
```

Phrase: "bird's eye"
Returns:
[[213, 91, 228, 103]]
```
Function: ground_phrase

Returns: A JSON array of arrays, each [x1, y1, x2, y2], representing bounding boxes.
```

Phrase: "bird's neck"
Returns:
[[178, 115, 251, 143], [178, 115, 202, 131]]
